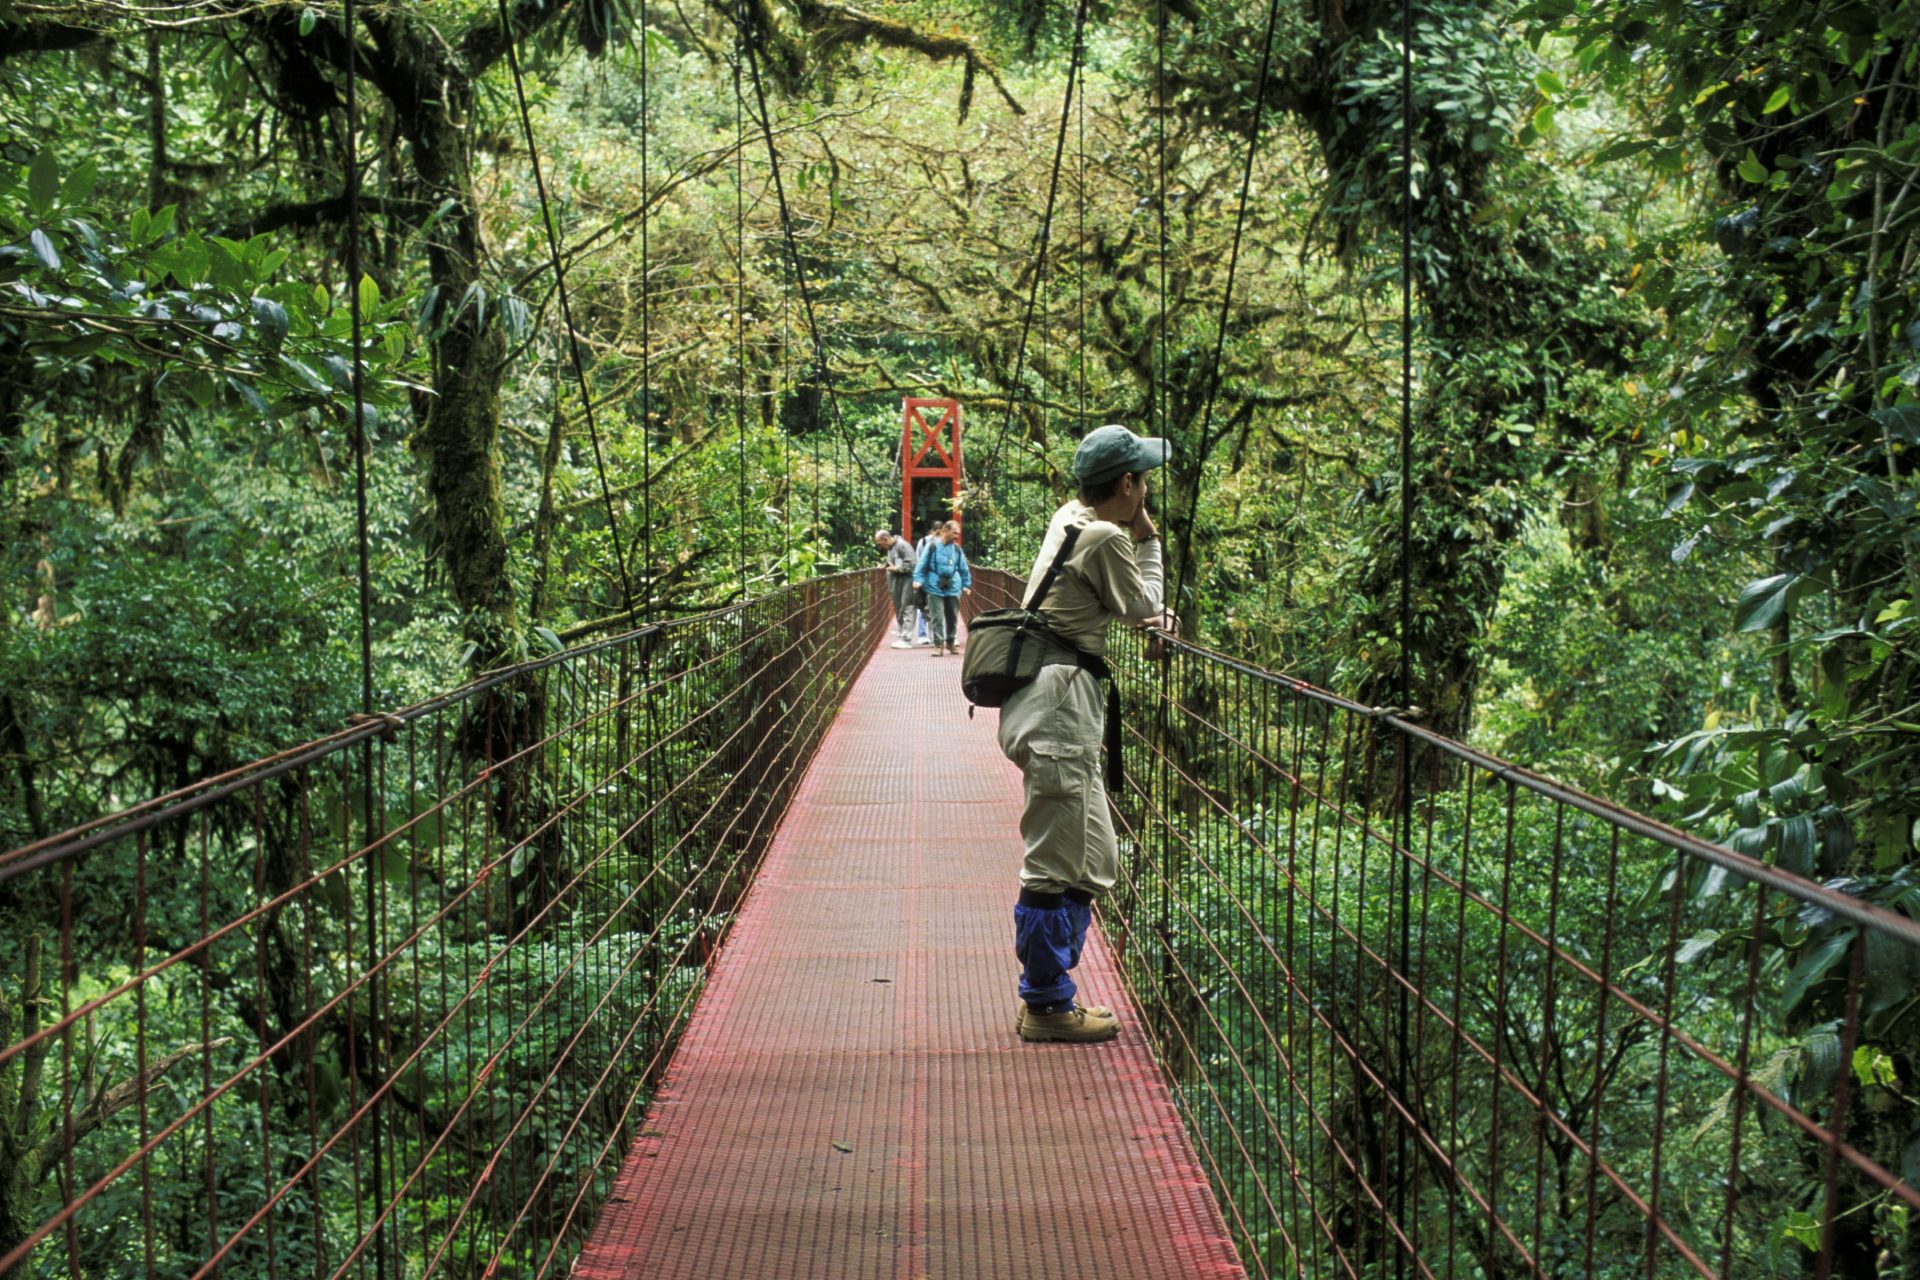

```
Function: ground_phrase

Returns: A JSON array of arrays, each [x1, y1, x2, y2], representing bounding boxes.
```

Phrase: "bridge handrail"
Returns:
[[967, 566, 1920, 946], [0, 567, 894, 1278], [968, 562, 1915, 1280], [0, 568, 883, 882]]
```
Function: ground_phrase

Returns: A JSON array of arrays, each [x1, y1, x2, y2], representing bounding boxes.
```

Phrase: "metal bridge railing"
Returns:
[[968, 567, 1919, 1280], [0, 569, 891, 1279]]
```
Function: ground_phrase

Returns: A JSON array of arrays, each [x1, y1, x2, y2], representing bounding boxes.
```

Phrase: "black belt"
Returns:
[[1017, 886, 1096, 910]]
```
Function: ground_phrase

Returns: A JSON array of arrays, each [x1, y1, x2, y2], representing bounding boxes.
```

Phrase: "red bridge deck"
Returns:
[[575, 640, 1244, 1279]]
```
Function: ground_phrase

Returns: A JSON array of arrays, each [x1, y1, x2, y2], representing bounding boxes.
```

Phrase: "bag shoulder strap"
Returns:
[[1022, 524, 1084, 611]]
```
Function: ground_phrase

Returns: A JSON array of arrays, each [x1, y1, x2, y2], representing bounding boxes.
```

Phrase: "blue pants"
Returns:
[[1014, 897, 1091, 1012]]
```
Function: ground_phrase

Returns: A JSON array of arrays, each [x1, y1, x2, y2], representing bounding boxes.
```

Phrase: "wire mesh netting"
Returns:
[[968, 567, 1920, 1280], [0, 571, 891, 1279]]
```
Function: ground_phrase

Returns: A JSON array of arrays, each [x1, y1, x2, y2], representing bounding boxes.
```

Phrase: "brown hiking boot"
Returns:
[[1014, 1001, 1113, 1035], [1019, 1004, 1120, 1043]]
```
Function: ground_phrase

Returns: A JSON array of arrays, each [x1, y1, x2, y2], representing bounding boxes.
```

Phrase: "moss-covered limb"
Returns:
[[727, 0, 1024, 119], [555, 546, 720, 643], [1158, 0, 1645, 734], [0, 18, 97, 64], [349, 8, 548, 667]]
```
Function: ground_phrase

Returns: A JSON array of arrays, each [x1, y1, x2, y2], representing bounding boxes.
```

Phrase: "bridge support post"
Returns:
[[901, 398, 964, 539]]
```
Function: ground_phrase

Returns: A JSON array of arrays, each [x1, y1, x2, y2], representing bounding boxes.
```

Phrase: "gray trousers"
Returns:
[[997, 665, 1117, 897], [887, 572, 915, 637], [925, 594, 960, 647]]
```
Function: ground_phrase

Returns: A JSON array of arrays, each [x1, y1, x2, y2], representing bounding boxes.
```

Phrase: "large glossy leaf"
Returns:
[[1735, 573, 1800, 633], [1781, 931, 1853, 1020]]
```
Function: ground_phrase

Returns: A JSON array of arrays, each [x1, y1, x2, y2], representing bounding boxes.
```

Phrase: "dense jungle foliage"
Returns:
[[2, 0, 1918, 1275]]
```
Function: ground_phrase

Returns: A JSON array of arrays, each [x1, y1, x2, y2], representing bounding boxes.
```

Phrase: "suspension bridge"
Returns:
[[3, 562, 1916, 1279], [3, 0, 1916, 1273]]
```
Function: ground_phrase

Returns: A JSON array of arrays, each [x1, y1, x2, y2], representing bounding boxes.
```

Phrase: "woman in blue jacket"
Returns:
[[912, 521, 972, 656]]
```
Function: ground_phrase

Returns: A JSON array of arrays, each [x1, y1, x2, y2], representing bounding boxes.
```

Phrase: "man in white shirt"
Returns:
[[1000, 425, 1169, 1043]]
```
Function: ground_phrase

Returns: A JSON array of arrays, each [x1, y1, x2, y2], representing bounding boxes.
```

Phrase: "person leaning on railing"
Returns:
[[1002, 424, 1173, 1044], [874, 527, 919, 649]]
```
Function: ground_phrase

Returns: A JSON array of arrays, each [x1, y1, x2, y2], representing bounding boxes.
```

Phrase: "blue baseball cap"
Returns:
[[1073, 424, 1171, 487]]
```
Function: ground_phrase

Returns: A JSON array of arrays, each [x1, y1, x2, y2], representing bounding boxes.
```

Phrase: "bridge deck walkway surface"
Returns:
[[574, 638, 1244, 1279]]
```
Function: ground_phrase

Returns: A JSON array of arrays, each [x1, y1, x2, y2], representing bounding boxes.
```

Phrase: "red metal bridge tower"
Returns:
[[900, 397, 963, 540]]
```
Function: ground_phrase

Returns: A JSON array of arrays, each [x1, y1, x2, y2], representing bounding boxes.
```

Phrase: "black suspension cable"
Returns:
[[1168, 0, 1284, 623], [340, 3, 388, 1275], [978, 0, 1093, 492], [1152, 0, 1172, 1059], [734, 11, 878, 531], [1393, 0, 1418, 1268], [735, 5, 749, 594], [783, 283, 793, 574], [1078, 52, 1087, 425], [640, 0, 654, 618], [1155, 1, 1167, 462], [497, 0, 637, 622]]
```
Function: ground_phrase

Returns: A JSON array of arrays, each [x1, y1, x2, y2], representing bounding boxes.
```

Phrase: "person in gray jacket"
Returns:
[[874, 529, 918, 648]]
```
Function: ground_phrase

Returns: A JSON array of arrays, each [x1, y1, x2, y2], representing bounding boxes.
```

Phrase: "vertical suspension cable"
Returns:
[[1394, 0, 1418, 1267], [783, 278, 793, 574], [1169, 0, 1283, 628], [340, 2, 387, 1275], [1153, 0, 1172, 1054], [1078, 51, 1087, 426], [641, 0, 653, 618], [735, 13, 873, 548], [1154, 2, 1167, 471], [735, 4, 749, 595], [978, 0, 1092, 492], [497, 0, 636, 622]]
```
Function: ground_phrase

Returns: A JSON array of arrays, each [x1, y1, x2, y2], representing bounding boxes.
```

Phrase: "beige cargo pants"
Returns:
[[997, 664, 1118, 897]]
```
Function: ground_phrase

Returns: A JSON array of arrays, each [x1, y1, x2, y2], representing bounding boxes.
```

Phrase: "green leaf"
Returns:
[[27, 228, 59, 270], [1737, 149, 1769, 184], [1676, 930, 1721, 964], [63, 158, 98, 206], [298, 6, 318, 36], [252, 297, 289, 353], [357, 273, 380, 316], [1862, 932, 1913, 1018], [1763, 84, 1792, 115], [228, 377, 270, 417], [179, 370, 216, 408], [1775, 814, 1817, 875], [1535, 69, 1566, 96], [1781, 1209, 1821, 1253], [1734, 573, 1798, 633], [52, 332, 108, 360], [1589, 137, 1654, 165], [1781, 933, 1853, 1018], [27, 152, 58, 216]]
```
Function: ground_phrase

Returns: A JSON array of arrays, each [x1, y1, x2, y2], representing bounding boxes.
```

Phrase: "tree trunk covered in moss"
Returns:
[[364, 16, 519, 668], [1172, 0, 1641, 740]]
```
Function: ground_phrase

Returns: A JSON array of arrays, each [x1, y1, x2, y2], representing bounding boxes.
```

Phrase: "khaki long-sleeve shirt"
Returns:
[[1020, 501, 1164, 657]]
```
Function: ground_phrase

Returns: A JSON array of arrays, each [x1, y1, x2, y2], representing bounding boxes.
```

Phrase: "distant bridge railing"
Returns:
[[0, 569, 891, 1279], [968, 567, 1920, 1280]]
